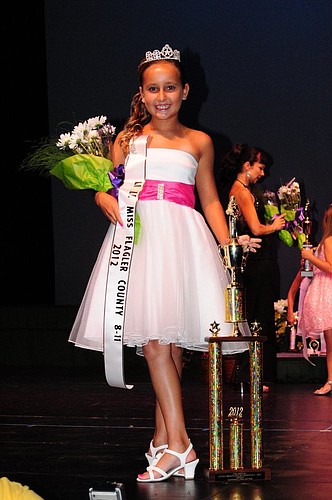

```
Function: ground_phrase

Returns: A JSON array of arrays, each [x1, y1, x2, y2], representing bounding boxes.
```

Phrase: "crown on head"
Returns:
[[143, 44, 181, 63]]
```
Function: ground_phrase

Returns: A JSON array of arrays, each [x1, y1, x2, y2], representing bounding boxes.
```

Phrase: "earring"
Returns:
[[247, 171, 250, 178]]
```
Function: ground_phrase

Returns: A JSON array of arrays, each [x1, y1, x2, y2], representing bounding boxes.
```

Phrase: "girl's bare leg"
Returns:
[[149, 344, 183, 450], [324, 329, 332, 383], [139, 341, 196, 479], [314, 329, 332, 394]]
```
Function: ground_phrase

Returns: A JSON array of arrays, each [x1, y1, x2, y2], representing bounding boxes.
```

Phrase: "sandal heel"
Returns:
[[183, 458, 199, 479]]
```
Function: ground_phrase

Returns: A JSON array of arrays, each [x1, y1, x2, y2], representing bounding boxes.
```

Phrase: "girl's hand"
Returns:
[[95, 192, 123, 226], [301, 247, 313, 261], [238, 234, 262, 253], [287, 311, 296, 325]]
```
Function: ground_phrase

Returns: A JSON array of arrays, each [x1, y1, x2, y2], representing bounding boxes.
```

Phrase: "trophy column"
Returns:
[[208, 322, 224, 471], [205, 333, 271, 482], [301, 199, 313, 278], [219, 196, 247, 337], [205, 197, 271, 482], [249, 322, 264, 470]]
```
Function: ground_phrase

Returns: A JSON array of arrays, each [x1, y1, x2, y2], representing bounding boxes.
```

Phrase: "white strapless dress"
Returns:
[[69, 148, 249, 355]]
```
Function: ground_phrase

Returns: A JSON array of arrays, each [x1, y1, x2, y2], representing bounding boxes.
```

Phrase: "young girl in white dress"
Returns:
[[69, 44, 260, 482]]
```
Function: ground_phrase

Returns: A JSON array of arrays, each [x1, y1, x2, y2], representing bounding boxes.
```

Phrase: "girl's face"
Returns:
[[140, 61, 189, 120], [247, 161, 266, 183]]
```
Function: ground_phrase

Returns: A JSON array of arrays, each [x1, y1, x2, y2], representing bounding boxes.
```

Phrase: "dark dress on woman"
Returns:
[[236, 186, 280, 385]]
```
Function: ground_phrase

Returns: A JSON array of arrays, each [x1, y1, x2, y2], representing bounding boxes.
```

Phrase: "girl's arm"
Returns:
[[287, 270, 302, 325], [94, 132, 126, 226], [195, 133, 229, 245], [301, 236, 332, 274]]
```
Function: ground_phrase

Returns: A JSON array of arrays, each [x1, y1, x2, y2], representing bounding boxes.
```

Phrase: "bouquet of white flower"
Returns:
[[263, 178, 306, 248], [277, 177, 301, 211], [22, 116, 119, 193], [277, 178, 306, 248]]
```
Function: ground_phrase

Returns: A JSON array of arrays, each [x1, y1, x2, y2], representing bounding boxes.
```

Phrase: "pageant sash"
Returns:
[[104, 135, 148, 388]]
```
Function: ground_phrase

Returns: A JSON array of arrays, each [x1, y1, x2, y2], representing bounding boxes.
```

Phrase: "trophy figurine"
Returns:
[[219, 196, 248, 336], [301, 199, 314, 278]]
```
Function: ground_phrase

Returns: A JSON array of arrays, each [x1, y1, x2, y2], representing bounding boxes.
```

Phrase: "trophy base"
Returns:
[[301, 270, 313, 278], [205, 467, 271, 483]]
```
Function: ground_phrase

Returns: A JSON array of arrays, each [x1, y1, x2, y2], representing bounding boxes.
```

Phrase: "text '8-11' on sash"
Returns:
[[104, 135, 148, 389]]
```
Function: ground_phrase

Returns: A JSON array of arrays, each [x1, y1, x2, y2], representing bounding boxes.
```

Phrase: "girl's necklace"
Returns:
[[236, 178, 250, 189]]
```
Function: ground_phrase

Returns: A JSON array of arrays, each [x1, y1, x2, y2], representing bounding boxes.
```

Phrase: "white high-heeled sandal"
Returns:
[[137, 440, 199, 483], [145, 440, 184, 477], [313, 380, 332, 395]]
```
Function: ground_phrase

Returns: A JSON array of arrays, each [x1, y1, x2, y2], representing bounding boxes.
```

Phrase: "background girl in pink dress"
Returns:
[[299, 204, 332, 395]]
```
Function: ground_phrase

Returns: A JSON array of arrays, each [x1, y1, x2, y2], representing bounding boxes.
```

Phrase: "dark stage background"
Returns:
[[5, 0, 331, 307]]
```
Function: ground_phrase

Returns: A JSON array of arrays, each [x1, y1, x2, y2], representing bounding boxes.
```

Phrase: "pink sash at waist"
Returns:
[[139, 180, 195, 208]]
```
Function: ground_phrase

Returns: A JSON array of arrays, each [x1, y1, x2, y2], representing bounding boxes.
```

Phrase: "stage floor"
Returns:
[[0, 363, 332, 500]]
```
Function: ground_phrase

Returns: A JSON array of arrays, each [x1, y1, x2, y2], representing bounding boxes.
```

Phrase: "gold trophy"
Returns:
[[301, 199, 313, 278], [205, 317, 271, 481], [219, 196, 248, 336]]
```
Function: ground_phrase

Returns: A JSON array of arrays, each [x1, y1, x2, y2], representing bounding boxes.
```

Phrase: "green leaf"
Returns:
[[278, 229, 294, 247], [280, 205, 296, 221], [264, 204, 279, 220], [134, 213, 141, 245], [297, 233, 306, 249]]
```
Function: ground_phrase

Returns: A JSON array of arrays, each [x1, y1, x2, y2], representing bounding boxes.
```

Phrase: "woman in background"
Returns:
[[220, 144, 286, 392]]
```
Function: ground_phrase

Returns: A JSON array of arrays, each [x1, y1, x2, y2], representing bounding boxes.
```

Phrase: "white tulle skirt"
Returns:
[[69, 199, 249, 355]]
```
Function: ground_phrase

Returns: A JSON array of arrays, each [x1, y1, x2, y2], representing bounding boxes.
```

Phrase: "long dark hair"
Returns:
[[220, 143, 273, 185], [320, 204, 332, 249]]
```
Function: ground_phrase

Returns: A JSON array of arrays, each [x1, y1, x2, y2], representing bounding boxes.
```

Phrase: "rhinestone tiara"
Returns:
[[143, 44, 181, 63]]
